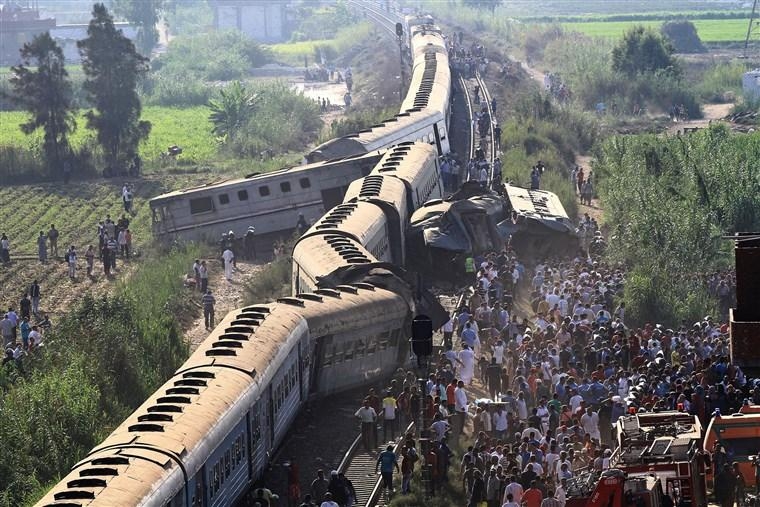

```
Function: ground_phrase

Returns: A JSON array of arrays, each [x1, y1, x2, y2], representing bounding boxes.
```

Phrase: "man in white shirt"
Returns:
[[492, 339, 505, 365], [580, 407, 601, 442], [430, 413, 450, 441], [355, 400, 377, 451], [222, 248, 235, 280], [454, 380, 468, 436], [569, 390, 584, 414], [503, 477, 523, 506], [555, 478, 568, 507], [493, 406, 509, 439]]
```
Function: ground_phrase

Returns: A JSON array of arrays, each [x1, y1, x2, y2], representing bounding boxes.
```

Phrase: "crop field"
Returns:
[[560, 18, 752, 42], [0, 106, 216, 165], [0, 173, 210, 317]]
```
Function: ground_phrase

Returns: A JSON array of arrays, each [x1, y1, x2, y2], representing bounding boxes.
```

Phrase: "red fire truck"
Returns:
[[609, 411, 708, 507]]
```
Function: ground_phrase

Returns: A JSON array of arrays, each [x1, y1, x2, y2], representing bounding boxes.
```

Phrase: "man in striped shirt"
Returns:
[[202, 290, 216, 330]]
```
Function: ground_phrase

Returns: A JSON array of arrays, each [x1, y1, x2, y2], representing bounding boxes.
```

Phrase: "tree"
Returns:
[[462, 0, 503, 13], [78, 3, 151, 174], [612, 25, 680, 78], [9, 32, 76, 177], [113, 0, 164, 56], [208, 81, 260, 140]]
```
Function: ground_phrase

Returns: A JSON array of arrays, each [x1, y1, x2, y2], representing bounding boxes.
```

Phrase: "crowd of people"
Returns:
[[2, 280, 51, 370]]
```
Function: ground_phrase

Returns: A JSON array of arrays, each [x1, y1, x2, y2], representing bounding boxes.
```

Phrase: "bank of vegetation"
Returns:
[[596, 125, 760, 325], [0, 245, 198, 507]]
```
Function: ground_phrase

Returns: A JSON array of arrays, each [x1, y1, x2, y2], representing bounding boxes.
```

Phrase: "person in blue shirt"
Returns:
[[462, 323, 477, 349], [376, 445, 399, 495]]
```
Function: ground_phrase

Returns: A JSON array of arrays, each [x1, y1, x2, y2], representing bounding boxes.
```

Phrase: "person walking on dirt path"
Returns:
[[202, 289, 216, 330], [0, 234, 10, 264], [107, 235, 118, 271], [29, 280, 41, 316], [222, 247, 235, 280], [19, 294, 31, 321], [66, 246, 77, 279], [576, 168, 584, 195], [85, 245, 95, 277], [199, 261, 209, 293], [48, 225, 59, 258], [122, 183, 134, 214], [193, 259, 201, 291], [37, 231, 48, 263], [376, 445, 400, 496]]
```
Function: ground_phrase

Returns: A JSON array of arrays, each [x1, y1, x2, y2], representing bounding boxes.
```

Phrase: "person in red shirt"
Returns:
[[446, 379, 457, 413], [523, 480, 544, 507]]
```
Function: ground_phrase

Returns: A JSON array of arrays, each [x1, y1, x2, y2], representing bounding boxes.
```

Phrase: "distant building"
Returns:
[[51, 23, 138, 63], [0, 1, 56, 64], [209, 0, 288, 43], [744, 69, 760, 101]]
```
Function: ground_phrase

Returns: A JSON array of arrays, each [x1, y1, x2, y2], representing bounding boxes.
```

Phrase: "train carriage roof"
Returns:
[[371, 142, 438, 181], [344, 174, 408, 213], [301, 201, 387, 245]]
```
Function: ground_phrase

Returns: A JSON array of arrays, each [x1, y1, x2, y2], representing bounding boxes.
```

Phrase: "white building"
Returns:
[[210, 0, 287, 43], [51, 22, 138, 63], [744, 69, 760, 101]]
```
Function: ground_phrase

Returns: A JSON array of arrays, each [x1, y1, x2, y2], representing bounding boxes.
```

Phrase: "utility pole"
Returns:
[[396, 22, 405, 102], [744, 0, 758, 59]]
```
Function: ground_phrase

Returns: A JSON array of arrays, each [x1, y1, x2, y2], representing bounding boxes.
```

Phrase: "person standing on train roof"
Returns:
[[222, 247, 234, 280]]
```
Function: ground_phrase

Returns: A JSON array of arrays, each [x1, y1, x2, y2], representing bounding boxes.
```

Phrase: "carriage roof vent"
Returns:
[[242, 306, 270, 314], [54, 491, 96, 501], [206, 348, 237, 356], [128, 423, 165, 432], [184, 371, 216, 379], [167, 386, 199, 395], [225, 326, 254, 334], [211, 340, 243, 349], [277, 297, 306, 307], [147, 404, 182, 413], [138, 413, 174, 423], [92, 457, 129, 466], [175, 378, 208, 387], [157, 396, 191, 404], [352, 282, 376, 291], [67, 478, 107, 489], [80, 467, 118, 476], [42, 503, 82, 507], [336, 285, 359, 294], [297, 293, 324, 302], [315, 288, 342, 298]]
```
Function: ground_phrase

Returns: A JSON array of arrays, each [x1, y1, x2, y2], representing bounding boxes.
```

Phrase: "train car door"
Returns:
[[190, 467, 205, 507], [433, 123, 443, 156]]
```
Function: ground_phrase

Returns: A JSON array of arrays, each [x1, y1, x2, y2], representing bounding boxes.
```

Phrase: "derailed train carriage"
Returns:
[[35, 282, 415, 507]]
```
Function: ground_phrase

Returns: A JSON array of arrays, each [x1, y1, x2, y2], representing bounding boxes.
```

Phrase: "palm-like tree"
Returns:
[[208, 81, 260, 141]]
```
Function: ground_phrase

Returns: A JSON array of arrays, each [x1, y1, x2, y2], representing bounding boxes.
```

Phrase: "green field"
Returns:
[[0, 106, 216, 164], [561, 18, 751, 41]]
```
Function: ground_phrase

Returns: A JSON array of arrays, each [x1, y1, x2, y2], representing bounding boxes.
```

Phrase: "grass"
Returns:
[[0, 174, 208, 255], [270, 22, 373, 66], [561, 18, 753, 42], [0, 106, 216, 165]]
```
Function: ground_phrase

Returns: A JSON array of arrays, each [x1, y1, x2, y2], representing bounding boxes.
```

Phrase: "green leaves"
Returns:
[[611, 25, 680, 78], [78, 3, 151, 171], [207, 81, 260, 140], [598, 126, 760, 324], [8, 32, 76, 177]]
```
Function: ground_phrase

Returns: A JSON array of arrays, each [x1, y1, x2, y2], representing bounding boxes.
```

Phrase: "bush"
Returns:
[[320, 105, 398, 142], [661, 20, 707, 53], [225, 81, 322, 157], [245, 255, 292, 303], [694, 62, 749, 103], [0, 246, 198, 507]]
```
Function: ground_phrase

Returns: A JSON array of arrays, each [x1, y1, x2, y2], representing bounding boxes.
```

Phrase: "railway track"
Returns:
[[348, 0, 403, 36], [459, 66, 498, 187], [339, 422, 414, 507]]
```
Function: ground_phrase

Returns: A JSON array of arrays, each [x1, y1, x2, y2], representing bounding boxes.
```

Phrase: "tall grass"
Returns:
[[693, 61, 750, 102], [245, 256, 292, 304], [0, 245, 201, 507], [270, 22, 373, 66]]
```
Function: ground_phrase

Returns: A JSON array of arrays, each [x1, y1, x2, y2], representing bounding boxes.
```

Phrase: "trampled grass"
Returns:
[[561, 18, 752, 41], [0, 106, 216, 164]]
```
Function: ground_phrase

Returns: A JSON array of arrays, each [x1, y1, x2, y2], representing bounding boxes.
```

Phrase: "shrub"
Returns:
[[661, 20, 707, 53], [245, 255, 292, 303]]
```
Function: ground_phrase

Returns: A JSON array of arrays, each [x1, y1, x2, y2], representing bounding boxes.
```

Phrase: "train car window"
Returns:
[[218, 193, 230, 205], [189, 197, 214, 215], [355, 339, 366, 357], [299, 177, 311, 189], [259, 186, 270, 197], [225, 451, 231, 478], [344, 342, 354, 361], [238, 190, 249, 201], [389, 330, 400, 347], [280, 181, 291, 193], [366, 340, 377, 354]]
